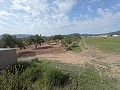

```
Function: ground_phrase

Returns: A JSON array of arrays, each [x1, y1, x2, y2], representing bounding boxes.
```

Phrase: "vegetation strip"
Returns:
[[0, 58, 120, 90]]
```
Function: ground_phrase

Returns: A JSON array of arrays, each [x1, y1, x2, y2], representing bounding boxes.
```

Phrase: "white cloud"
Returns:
[[11, 0, 48, 16], [11, 0, 76, 15], [71, 11, 120, 34], [97, 8, 113, 17], [0, 10, 8, 16], [87, 6, 93, 12], [0, 0, 76, 35], [112, 1, 120, 10], [0, 0, 4, 2], [91, 0, 101, 3], [0, 0, 120, 35], [53, 0, 76, 13], [117, 2, 120, 7]]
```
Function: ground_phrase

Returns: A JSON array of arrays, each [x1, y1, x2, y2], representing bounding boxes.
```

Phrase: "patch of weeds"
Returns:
[[0, 67, 32, 90], [46, 68, 70, 89], [91, 59, 111, 73], [0, 58, 120, 90], [23, 66, 43, 83], [77, 65, 120, 90]]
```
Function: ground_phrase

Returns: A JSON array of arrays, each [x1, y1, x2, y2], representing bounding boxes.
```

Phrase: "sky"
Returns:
[[0, 0, 120, 36]]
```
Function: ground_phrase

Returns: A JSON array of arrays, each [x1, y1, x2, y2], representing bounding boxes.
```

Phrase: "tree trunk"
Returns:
[[39, 43, 41, 46], [35, 44, 37, 49], [20, 47, 22, 49]]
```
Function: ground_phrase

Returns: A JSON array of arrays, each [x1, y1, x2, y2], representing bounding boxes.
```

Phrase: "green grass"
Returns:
[[84, 37, 120, 54], [0, 58, 120, 90], [71, 45, 82, 52], [69, 42, 82, 52]]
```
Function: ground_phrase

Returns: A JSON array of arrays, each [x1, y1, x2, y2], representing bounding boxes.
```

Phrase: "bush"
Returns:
[[31, 58, 39, 64], [61, 37, 73, 48], [46, 68, 70, 89], [23, 66, 43, 83], [0, 60, 38, 90], [3, 61, 31, 75], [71, 42, 79, 47], [0, 68, 32, 90], [30, 58, 41, 67]]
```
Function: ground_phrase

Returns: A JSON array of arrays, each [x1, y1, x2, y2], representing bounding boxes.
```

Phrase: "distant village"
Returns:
[[89, 34, 120, 38]]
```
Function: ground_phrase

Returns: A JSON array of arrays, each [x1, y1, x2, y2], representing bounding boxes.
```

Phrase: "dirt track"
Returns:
[[17, 42, 94, 65], [18, 41, 120, 77]]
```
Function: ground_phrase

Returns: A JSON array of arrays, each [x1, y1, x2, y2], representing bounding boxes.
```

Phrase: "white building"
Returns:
[[112, 35, 119, 37]]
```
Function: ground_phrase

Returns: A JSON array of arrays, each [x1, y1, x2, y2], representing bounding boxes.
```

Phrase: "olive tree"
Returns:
[[61, 36, 73, 50], [29, 34, 44, 49], [16, 38, 26, 49], [1, 34, 16, 48], [52, 35, 63, 43]]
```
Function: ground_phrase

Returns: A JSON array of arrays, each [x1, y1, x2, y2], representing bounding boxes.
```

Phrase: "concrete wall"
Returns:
[[0, 48, 17, 70]]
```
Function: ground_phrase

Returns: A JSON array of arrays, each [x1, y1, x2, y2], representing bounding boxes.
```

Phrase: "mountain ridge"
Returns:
[[105, 30, 120, 35]]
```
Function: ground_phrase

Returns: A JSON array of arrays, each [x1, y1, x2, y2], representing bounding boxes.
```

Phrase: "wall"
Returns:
[[0, 48, 17, 70]]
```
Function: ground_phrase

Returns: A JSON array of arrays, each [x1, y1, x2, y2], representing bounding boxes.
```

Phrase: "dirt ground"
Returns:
[[17, 41, 120, 77], [17, 43, 65, 58]]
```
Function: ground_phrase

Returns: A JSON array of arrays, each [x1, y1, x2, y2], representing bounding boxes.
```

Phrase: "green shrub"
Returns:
[[0, 69, 32, 90], [3, 61, 31, 75], [46, 68, 70, 89], [31, 58, 40, 67], [31, 58, 39, 63], [0, 61, 34, 90], [71, 42, 78, 47], [23, 66, 43, 83]]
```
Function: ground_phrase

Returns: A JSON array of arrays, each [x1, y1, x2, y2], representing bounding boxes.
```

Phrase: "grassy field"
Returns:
[[84, 37, 120, 54]]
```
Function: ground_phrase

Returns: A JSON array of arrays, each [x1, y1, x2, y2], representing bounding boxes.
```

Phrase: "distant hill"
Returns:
[[80, 34, 97, 37], [64, 33, 102, 37], [0, 35, 2, 39], [80, 30, 120, 37], [67, 33, 80, 36], [13, 34, 32, 38], [106, 30, 120, 35], [67, 30, 120, 37], [0, 34, 32, 39]]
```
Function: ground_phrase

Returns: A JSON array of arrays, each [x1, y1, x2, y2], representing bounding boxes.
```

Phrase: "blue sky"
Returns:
[[0, 0, 120, 35]]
